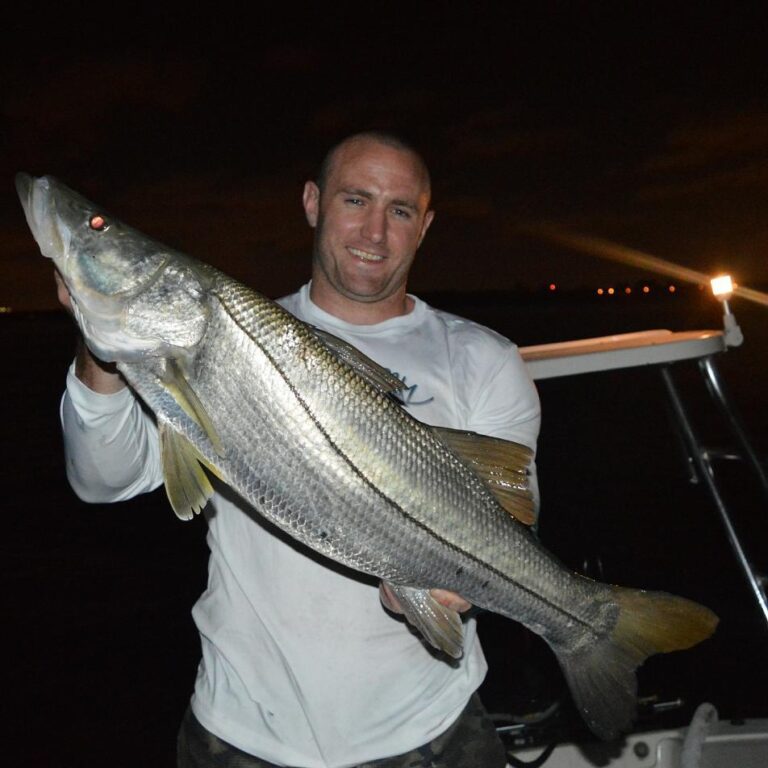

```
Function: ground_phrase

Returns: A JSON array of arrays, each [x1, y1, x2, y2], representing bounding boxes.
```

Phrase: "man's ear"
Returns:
[[303, 181, 320, 228], [418, 209, 435, 248]]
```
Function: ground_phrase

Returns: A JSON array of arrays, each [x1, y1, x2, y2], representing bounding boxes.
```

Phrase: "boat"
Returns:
[[495, 276, 768, 767]]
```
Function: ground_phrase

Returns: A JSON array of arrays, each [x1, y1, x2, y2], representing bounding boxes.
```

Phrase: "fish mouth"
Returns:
[[16, 173, 132, 359], [14, 173, 33, 207], [15, 173, 68, 264], [16, 173, 49, 241], [348, 247, 386, 263]]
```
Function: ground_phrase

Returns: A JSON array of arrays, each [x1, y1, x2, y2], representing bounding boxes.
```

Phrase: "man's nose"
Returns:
[[361, 206, 387, 244]]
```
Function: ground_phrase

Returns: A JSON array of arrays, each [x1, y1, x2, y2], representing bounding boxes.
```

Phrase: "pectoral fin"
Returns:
[[162, 359, 225, 457], [383, 583, 464, 659], [434, 427, 535, 525], [160, 422, 218, 520]]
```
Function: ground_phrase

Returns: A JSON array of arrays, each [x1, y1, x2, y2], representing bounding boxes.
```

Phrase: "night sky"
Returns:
[[3, 3, 768, 310]]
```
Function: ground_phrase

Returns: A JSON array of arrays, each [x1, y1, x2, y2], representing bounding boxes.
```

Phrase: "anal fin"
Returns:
[[383, 583, 464, 659]]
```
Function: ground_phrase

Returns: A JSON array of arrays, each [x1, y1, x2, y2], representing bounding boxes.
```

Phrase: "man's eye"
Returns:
[[346, 197, 364, 206], [392, 208, 411, 219]]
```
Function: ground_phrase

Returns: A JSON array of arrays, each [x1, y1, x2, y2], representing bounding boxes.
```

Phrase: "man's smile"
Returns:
[[349, 247, 385, 263]]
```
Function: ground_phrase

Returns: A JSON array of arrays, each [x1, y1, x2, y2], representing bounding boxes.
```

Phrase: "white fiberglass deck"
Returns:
[[507, 716, 768, 767], [520, 329, 726, 380]]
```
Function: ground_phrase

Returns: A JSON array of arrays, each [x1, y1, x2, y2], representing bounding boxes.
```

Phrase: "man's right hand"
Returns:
[[55, 270, 126, 395], [380, 582, 472, 614]]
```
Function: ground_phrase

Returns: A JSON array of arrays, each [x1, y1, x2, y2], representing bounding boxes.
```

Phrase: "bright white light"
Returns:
[[711, 274, 734, 298]]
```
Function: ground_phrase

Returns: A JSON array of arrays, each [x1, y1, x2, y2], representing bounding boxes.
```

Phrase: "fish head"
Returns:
[[16, 173, 209, 363]]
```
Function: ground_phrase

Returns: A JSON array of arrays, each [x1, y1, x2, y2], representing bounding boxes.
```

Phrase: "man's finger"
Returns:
[[430, 589, 472, 613], [54, 269, 73, 311], [381, 583, 472, 614], [379, 582, 404, 614]]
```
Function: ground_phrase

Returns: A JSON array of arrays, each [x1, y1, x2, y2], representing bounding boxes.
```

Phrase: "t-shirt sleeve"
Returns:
[[466, 345, 540, 445], [60, 362, 164, 502]]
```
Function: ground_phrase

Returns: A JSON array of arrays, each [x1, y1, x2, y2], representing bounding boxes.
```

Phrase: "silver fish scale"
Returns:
[[117, 269, 614, 648], [177, 278, 617, 646]]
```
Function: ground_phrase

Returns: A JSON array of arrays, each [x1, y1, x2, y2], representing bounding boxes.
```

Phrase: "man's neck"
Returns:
[[309, 283, 414, 325]]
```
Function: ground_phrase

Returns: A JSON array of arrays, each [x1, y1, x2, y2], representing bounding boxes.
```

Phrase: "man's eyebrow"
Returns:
[[340, 187, 373, 200], [390, 198, 419, 212]]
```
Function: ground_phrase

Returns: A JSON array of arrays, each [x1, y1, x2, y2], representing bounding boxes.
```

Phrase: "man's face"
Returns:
[[303, 139, 434, 309]]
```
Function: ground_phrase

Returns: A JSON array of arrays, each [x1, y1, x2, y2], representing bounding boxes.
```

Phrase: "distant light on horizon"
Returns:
[[0, 306, 12, 313], [642, 285, 650, 293], [607, 287, 615, 295], [548, 283, 557, 292], [596, 288, 604, 295], [668, 284, 676, 293], [624, 286, 632, 295]]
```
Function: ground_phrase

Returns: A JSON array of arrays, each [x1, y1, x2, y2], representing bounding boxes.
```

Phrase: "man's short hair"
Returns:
[[315, 131, 431, 195]]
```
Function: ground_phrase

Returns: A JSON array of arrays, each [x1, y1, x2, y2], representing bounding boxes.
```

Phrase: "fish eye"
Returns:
[[89, 214, 108, 231]]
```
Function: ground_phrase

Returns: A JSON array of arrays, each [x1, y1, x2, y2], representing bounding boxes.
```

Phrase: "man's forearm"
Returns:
[[73, 338, 126, 394], [61, 354, 163, 503]]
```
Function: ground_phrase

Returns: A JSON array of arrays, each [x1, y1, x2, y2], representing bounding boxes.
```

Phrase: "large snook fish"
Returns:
[[16, 173, 717, 740]]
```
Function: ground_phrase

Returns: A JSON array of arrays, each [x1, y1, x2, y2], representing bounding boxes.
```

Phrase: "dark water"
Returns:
[[3, 291, 767, 765]]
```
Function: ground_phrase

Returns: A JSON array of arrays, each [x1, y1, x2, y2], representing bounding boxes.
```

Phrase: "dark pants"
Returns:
[[177, 693, 507, 768]]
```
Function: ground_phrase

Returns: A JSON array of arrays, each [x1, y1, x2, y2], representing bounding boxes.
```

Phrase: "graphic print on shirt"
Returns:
[[389, 371, 435, 408]]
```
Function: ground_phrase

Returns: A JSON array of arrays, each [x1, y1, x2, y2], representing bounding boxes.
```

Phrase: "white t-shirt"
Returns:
[[61, 284, 540, 768]]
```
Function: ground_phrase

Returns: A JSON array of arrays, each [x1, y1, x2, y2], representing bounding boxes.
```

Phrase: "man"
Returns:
[[59, 132, 541, 767]]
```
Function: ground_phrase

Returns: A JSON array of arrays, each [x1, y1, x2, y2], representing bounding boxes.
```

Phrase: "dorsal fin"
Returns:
[[434, 427, 536, 526], [212, 286, 404, 397], [311, 326, 405, 395]]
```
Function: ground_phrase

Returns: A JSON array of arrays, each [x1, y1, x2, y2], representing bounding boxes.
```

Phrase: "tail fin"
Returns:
[[556, 587, 718, 740]]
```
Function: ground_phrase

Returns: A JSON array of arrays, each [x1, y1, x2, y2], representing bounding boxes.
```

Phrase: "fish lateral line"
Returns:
[[212, 287, 600, 633]]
